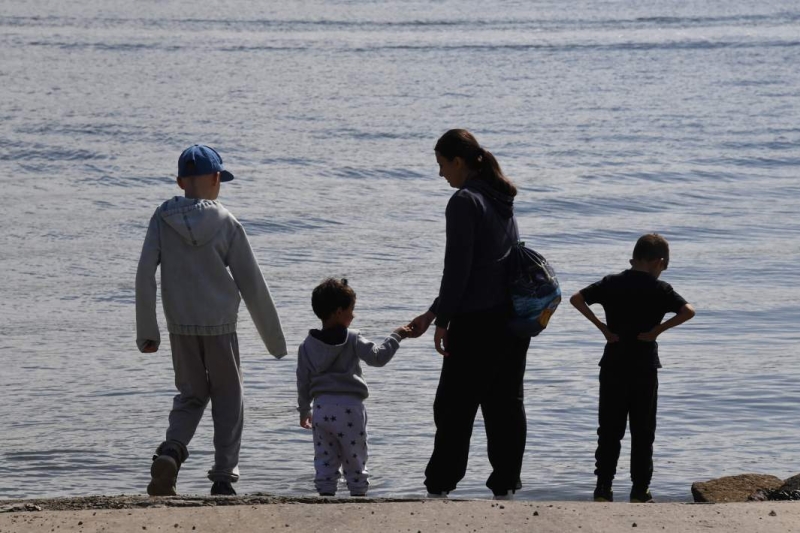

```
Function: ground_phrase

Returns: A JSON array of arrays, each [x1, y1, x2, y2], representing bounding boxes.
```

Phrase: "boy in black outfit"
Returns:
[[570, 233, 695, 503]]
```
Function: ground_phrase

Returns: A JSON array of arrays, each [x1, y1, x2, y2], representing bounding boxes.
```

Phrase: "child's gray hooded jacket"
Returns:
[[296, 329, 402, 421], [136, 196, 287, 357]]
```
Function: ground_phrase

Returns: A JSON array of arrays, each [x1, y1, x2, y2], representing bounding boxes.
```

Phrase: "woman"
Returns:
[[408, 129, 531, 499]]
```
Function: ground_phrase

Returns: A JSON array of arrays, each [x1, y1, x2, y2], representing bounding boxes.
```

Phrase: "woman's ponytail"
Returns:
[[478, 149, 516, 196], [435, 129, 517, 197]]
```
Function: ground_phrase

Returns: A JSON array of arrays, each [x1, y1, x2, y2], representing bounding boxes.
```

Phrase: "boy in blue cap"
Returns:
[[570, 233, 695, 503], [136, 144, 287, 496]]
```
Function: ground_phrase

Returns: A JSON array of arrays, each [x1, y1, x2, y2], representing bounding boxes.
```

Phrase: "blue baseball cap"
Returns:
[[178, 144, 234, 182]]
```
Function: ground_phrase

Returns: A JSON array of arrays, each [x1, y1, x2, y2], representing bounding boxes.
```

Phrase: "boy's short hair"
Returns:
[[312, 278, 356, 320], [633, 233, 670, 268]]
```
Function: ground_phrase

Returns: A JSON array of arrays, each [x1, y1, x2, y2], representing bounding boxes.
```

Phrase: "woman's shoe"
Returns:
[[629, 486, 653, 503], [593, 483, 613, 502]]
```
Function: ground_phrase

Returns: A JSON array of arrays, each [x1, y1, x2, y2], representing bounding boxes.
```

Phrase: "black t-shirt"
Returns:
[[580, 269, 687, 369]]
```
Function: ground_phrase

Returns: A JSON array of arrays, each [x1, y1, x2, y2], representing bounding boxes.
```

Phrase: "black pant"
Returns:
[[594, 366, 658, 488], [424, 306, 530, 495]]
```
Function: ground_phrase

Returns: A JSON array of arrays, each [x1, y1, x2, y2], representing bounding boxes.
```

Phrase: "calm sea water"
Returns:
[[1, 0, 799, 502]]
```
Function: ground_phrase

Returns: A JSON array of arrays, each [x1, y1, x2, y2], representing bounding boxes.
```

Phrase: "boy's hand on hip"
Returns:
[[300, 416, 312, 429], [142, 340, 158, 353], [637, 329, 659, 342], [600, 325, 619, 343]]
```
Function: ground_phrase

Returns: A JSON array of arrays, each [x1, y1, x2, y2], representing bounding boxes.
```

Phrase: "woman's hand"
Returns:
[[300, 415, 312, 429], [434, 326, 450, 357], [407, 311, 436, 338]]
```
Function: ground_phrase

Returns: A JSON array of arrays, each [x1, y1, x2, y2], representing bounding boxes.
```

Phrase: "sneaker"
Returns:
[[492, 490, 515, 501], [350, 492, 367, 497], [629, 486, 654, 503], [210, 481, 237, 496], [147, 449, 181, 497], [318, 492, 336, 497], [426, 491, 449, 499], [593, 483, 613, 502]]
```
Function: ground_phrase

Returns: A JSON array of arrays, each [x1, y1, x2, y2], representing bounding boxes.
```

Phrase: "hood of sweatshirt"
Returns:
[[464, 178, 514, 219], [302, 328, 352, 374], [158, 197, 231, 247]]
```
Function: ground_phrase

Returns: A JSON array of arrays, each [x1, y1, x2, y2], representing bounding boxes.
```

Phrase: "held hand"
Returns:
[[407, 311, 435, 338], [393, 325, 413, 339], [300, 416, 312, 429], [600, 325, 619, 344], [142, 340, 158, 353], [434, 326, 450, 357], [637, 329, 660, 342]]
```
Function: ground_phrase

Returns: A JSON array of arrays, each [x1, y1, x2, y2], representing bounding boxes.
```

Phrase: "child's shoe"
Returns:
[[318, 492, 336, 497], [350, 491, 367, 497], [147, 449, 181, 496], [492, 490, 515, 500], [629, 486, 654, 503], [210, 481, 237, 496], [426, 491, 449, 499], [593, 483, 613, 502]]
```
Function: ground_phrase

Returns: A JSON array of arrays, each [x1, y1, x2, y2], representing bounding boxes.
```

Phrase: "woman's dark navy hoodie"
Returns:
[[430, 178, 516, 328]]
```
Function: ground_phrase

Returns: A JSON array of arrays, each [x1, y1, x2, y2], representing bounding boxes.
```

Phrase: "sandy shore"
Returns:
[[1, 495, 798, 533]]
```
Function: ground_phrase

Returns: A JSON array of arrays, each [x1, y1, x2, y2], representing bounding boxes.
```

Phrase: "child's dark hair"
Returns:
[[435, 129, 517, 197], [633, 233, 670, 268], [312, 278, 356, 320]]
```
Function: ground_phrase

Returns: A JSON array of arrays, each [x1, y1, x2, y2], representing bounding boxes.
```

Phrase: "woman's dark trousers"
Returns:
[[424, 307, 530, 495], [594, 366, 658, 489]]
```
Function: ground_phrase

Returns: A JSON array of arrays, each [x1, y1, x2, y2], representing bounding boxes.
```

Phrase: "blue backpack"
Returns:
[[484, 198, 561, 338], [506, 239, 561, 338]]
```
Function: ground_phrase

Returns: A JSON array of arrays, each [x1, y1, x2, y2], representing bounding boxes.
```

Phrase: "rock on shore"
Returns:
[[777, 474, 800, 493], [691, 474, 783, 503]]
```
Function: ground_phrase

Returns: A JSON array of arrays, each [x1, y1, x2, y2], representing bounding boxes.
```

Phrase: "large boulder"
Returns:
[[691, 474, 783, 503], [778, 474, 800, 493]]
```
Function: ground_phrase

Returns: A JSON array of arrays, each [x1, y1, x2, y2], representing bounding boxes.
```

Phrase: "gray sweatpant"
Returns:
[[159, 332, 243, 483], [311, 394, 369, 496]]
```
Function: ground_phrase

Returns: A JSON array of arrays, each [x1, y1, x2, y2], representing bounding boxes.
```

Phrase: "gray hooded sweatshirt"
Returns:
[[296, 329, 402, 421], [136, 196, 287, 357]]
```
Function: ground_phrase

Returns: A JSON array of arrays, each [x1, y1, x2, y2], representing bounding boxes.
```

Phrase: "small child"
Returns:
[[296, 278, 411, 497], [570, 233, 695, 503], [136, 144, 287, 496]]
